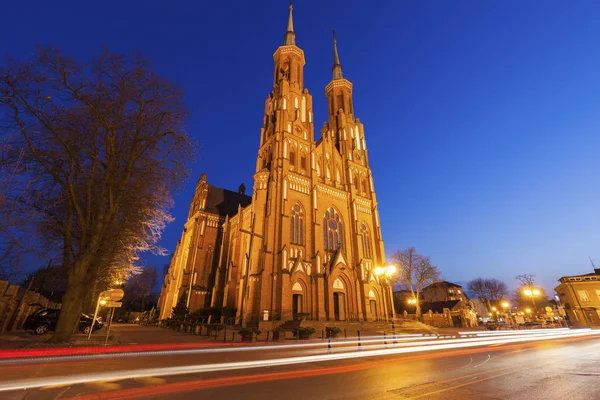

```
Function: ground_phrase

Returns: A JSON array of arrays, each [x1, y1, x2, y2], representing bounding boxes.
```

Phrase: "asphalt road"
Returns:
[[1, 326, 599, 400]]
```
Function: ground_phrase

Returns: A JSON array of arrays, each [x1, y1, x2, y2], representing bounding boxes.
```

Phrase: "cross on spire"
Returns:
[[284, 1, 296, 46], [332, 29, 343, 80]]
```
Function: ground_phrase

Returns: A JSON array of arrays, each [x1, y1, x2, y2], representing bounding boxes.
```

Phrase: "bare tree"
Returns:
[[467, 278, 508, 311], [513, 274, 546, 309], [390, 247, 440, 320], [129, 266, 159, 312], [515, 274, 536, 287], [0, 47, 194, 341]]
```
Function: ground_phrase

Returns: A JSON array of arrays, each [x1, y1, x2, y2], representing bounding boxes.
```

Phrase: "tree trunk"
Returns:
[[52, 260, 90, 342], [52, 276, 85, 341]]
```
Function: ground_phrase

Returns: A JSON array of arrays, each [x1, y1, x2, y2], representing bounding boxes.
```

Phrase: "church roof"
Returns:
[[205, 185, 252, 217]]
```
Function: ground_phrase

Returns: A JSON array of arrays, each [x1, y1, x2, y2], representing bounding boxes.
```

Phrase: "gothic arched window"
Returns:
[[354, 172, 360, 191], [289, 146, 296, 167], [300, 150, 307, 170], [362, 175, 368, 195], [323, 207, 343, 252], [360, 223, 372, 259], [290, 204, 304, 245]]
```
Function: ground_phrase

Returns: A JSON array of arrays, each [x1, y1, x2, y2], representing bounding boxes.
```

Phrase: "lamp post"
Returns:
[[523, 288, 541, 315], [501, 301, 510, 325], [374, 265, 397, 321]]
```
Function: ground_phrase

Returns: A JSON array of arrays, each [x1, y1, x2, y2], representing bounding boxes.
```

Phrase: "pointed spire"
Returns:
[[332, 30, 343, 80], [284, 1, 296, 46]]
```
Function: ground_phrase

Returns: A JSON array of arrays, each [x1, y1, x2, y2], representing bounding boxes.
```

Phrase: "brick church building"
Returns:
[[158, 3, 396, 327]]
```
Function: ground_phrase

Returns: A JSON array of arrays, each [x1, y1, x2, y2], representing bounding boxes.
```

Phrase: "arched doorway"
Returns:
[[369, 289, 378, 321], [333, 278, 346, 321], [292, 282, 303, 318]]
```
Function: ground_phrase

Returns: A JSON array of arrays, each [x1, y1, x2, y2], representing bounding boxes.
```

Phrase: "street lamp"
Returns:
[[523, 288, 541, 312], [407, 298, 417, 305], [501, 302, 510, 325], [374, 265, 398, 320]]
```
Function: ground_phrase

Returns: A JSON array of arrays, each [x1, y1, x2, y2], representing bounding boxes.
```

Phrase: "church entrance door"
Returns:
[[370, 300, 377, 320], [333, 292, 346, 321], [293, 294, 302, 317]]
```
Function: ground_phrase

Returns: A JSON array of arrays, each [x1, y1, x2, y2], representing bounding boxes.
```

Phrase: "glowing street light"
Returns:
[[407, 298, 417, 305], [523, 288, 541, 311], [374, 265, 398, 320], [501, 302, 509, 308], [375, 265, 397, 278], [99, 299, 107, 306]]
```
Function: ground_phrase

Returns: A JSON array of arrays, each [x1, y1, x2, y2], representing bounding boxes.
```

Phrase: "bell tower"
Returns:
[[257, 1, 314, 173]]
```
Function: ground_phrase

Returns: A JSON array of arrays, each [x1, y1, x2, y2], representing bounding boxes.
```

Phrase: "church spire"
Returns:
[[284, 1, 296, 46], [332, 30, 343, 80]]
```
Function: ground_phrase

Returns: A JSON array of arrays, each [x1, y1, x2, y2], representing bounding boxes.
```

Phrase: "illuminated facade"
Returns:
[[158, 4, 395, 326], [555, 268, 600, 327]]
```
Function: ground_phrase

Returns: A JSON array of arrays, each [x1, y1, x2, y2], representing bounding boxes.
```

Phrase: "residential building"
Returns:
[[422, 281, 467, 302], [555, 268, 600, 327]]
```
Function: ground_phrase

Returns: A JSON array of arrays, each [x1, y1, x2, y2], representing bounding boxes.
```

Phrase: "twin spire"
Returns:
[[283, 1, 344, 81], [283, 1, 295, 46]]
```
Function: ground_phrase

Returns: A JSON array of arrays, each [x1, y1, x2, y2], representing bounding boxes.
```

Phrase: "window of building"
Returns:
[[300, 153, 307, 170], [596, 290, 600, 300], [290, 204, 304, 245], [457, 289, 462, 294], [360, 223, 372, 259], [448, 289, 455, 295], [578, 290, 591, 302], [323, 207, 343, 252], [289, 148, 296, 166]]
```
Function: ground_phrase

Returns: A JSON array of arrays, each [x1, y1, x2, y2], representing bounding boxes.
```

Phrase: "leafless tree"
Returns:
[[129, 266, 159, 312], [0, 47, 194, 340], [513, 274, 546, 309], [515, 274, 536, 287], [467, 278, 508, 311], [390, 247, 440, 320]]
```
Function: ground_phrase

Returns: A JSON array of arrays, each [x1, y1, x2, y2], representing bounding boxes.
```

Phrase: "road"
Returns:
[[1, 325, 599, 399]]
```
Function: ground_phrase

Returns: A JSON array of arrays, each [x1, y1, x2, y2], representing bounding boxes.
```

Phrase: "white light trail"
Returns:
[[0, 329, 598, 392]]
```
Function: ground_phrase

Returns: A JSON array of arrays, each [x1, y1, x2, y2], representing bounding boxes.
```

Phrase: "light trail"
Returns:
[[458, 328, 570, 337], [0, 334, 439, 366], [0, 328, 598, 392], [0, 329, 572, 366]]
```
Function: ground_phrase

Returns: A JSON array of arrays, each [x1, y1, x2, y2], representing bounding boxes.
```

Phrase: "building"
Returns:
[[158, 4, 395, 327], [555, 268, 600, 327], [422, 281, 467, 303]]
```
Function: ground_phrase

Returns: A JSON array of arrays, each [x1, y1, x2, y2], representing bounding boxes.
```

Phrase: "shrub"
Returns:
[[325, 326, 341, 337], [294, 327, 316, 336], [238, 327, 261, 337]]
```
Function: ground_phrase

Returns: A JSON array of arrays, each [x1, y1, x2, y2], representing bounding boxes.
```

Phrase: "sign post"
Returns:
[[88, 288, 125, 341]]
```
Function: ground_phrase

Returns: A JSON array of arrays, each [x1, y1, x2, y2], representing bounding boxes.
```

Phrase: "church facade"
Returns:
[[158, 4, 396, 326]]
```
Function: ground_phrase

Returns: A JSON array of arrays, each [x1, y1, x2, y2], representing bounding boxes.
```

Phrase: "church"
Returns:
[[158, 3, 396, 327]]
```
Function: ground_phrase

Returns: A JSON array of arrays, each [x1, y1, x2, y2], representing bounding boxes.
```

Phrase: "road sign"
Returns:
[[106, 301, 122, 308], [107, 289, 124, 301]]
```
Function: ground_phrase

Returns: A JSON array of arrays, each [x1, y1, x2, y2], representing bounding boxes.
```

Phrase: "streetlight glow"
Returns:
[[386, 265, 397, 276], [532, 289, 540, 296], [99, 299, 107, 306], [374, 267, 384, 276], [502, 302, 509, 308]]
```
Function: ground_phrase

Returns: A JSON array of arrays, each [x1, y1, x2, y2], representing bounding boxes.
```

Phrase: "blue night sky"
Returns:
[[2, 1, 599, 295]]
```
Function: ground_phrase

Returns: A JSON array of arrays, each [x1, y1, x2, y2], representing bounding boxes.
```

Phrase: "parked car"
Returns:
[[22, 309, 104, 335]]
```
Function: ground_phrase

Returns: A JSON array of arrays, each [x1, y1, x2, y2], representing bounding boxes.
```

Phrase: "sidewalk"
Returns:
[[0, 329, 120, 350]]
